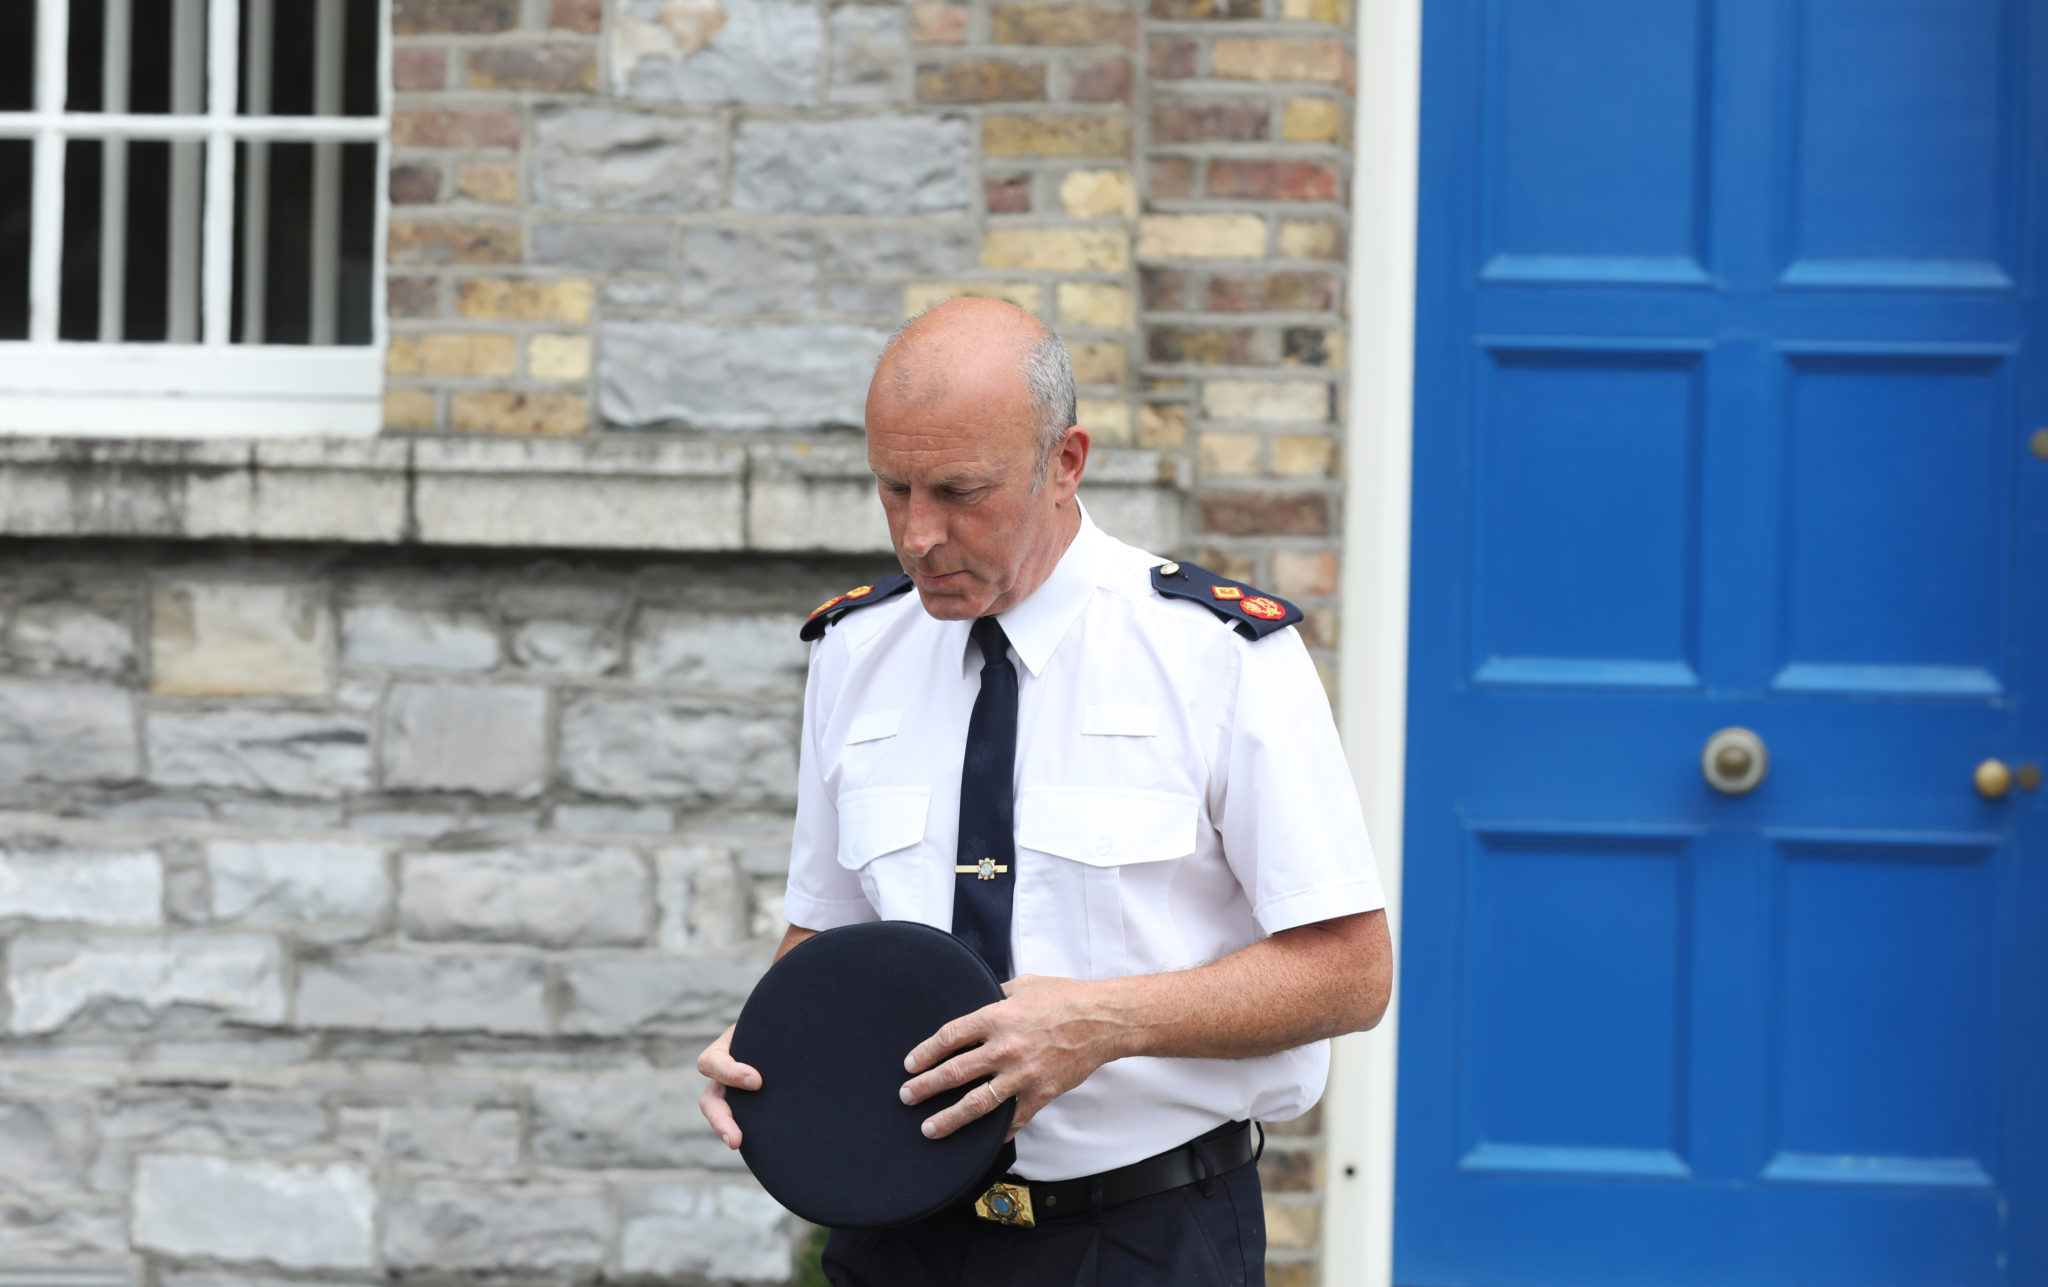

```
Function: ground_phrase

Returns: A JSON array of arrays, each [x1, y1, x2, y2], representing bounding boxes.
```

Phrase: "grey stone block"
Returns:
[[531, 220, 672, 270], [534, 108, 725, 212], [0, 1201, 126, 1259], [531, 1077, 734, 1168], [383, 1182, 608, 1274], [511, 621, 621, 675], [133, 1154, 376, 1269], [599, 321, 889, 432], [656, 845, 750, 951], [295, 952, 548, 1035], [823, 224, 978, 277], [97, 1094, 330, 1150], [147, 711, 372, 798], [0, 1101, 92, 1192], [7, 603, 135, 675], [340, 602, 500, 671], [558, 955, 759, 1037], [827, 280, 904, 318], [205, 839, 390, 924], [150, 582, 331, 697], [400, 846, 648, 948], [0, 848, 162, 926], [6, 933, 286, 1036], [630, 610, 810, 693], [551, 802, 674, 835], [336, 1103, 521, 1170], [558, 695, 798, 802], [679, 228, 819, 314], [620, 1183, 796, 1281], [603, 276, 672, 310], [0, 679, 139, 784], [828, 5, 911, 105], [735, 116, 972, 215], [615, 0, 823, 106], [381, 682, 549, 797]]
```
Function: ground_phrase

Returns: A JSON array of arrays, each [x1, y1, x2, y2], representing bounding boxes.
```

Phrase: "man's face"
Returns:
[[865, 363, 1078, 621]]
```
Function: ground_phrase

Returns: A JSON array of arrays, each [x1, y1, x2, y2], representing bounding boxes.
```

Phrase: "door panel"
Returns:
[[1399, 0, 2046, 1281]]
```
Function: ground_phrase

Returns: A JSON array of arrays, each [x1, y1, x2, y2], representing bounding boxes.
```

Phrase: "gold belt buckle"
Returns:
[[973, 1181, 1035, 1227]]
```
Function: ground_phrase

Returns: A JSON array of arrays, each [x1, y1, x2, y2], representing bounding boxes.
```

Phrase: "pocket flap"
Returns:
[[836, 786, 930, 868], [1016, 788, 1198, 867], [1082, 705, 1158, 737], [846, 709, 902, 744]]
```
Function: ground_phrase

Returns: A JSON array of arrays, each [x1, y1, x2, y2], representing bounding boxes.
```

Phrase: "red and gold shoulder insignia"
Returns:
[[799, 574, 915, 641], [1149, 561, 1301, 641]]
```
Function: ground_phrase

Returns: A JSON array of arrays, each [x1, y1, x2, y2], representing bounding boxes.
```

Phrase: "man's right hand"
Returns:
[[696, 1022, 761, 1150]]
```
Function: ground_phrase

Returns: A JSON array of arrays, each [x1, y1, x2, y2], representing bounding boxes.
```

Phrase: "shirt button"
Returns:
[[1092, 837, 1112, 859]]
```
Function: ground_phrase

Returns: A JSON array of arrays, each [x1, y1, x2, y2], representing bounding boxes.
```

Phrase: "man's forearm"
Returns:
[[1092, 909, 1391, 1062]]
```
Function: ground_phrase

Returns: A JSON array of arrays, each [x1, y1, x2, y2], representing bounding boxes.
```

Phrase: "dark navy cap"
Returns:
[[727, 920, 1014, 1229]]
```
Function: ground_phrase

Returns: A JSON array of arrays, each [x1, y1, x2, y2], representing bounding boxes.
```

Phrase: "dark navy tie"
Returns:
[[952, 616, 1017, 979]]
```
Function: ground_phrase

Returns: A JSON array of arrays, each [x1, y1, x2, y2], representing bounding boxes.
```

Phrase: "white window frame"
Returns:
[[0, 0, 390, 436]]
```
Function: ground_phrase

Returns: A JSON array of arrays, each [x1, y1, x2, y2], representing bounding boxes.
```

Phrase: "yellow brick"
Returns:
[[1199, 431, 1262, 476], [983, 114, 1131, 158], [1278, 218, 1345, 259], [1076, 398, 1131, 444], [1282, 97, 1344, 142], [1203, 379, 1330, 423], [1274, 433, 1335, 476], [455, 161, 520, 204], [1137, 403, 1188, 447], [457, 277, 595, 323], [1265, 1200, 1320, 1250], [902, 281, 1042, 316], [384, 332, 519, 377], [1281, 0, 1348, 20], [451, 391, 588, 435], [1137, 214, 1267, 260], [1059, 168, 1138, 219], [981, 227, 1131, 272], [1069, 340, 1128, 385], [528, 334, 592, 382], [383, 388, 437, 431], [1057, 281, 1133, 329], [1212, 37, 1345, 82]]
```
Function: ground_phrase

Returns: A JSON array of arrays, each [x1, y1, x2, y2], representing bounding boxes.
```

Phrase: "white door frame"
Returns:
[[1328, 0, 1423, 1282]]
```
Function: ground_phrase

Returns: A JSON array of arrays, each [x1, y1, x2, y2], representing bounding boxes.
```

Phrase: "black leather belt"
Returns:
[[967, 1120, 1260, 1227]]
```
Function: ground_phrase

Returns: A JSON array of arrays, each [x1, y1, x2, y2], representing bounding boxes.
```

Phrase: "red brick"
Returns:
[[388, 277, 441, 319], [389, 162, 442, 205], [1148, 37, 1198, 77], [1068, 55, 1132, 102], [464, 46, 598, 92], [1149, 157, 1194, 200], [387, 220, 522, 265], [987, 175, 1032, 213], [1270, 549, 1339, 597], [917, 60, 1048, 102], [1207, 159, 1341, 201], [1206, 271, 1338, 311], [550, 0, 603, 32], [1149, 327, 1266, 364], [1200, 490, 1330, 536], [391, 108, 521, 149], [393, 0, 517, 35], [1195, 546, 1260, 583], [1149, 0, 1260, 16], [914, 2, 971, 42], [1151, 98, 1269, 143], [990, 4, 1136, 45], [392, 49, 447, 91], [1140, 266, 1189, 310]]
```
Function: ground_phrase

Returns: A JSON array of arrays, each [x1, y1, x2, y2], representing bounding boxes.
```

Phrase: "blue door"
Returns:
[[1398, 1, 2048, 1283]]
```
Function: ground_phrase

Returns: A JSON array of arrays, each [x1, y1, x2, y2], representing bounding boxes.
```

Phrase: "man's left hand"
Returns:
[[899, 973, 1126, 1141]]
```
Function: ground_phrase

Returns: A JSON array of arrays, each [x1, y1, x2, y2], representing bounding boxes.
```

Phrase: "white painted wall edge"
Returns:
[[1329, 0, 1423, 1282]]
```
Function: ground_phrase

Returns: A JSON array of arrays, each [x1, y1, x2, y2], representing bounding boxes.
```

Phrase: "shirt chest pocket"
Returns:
[[1016, 787, 1199, 978], [835, 785, 930, 923]]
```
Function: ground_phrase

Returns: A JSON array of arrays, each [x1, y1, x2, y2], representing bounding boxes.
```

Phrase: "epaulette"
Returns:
[[800, 573, 915, 641], [1150, 560, 1302, 640]]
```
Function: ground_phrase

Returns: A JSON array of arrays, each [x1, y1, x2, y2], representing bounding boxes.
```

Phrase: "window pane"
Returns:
[[244, 0, 379, 119], [75, 0, 210, 114], [231, 140, 376, 346], [0, 141, 30, 339], [54, 139, 201, 343], [0, 4, 32, 112], [59, 139, 102, 339]]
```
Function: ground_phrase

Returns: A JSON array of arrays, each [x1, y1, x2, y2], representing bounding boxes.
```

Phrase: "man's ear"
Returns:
[[1052, 424, 1090, 503]]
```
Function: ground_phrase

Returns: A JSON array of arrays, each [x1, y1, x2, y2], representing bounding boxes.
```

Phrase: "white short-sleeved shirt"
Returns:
[[784, 508, 1385, 1181]]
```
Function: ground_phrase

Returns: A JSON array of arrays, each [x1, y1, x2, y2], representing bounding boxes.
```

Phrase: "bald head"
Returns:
[[871, 298, 1076, 484]]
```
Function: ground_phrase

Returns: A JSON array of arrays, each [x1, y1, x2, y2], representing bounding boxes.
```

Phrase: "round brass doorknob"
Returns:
[[1975, 758, 2012, 800], [1702, 728, 1768, 795]]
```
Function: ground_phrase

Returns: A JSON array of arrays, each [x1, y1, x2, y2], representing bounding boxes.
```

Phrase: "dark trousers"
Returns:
[[821, 1157, 1265, 1287]]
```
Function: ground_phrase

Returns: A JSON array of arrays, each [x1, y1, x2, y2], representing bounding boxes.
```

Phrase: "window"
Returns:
[[0, 0, 389, 435]]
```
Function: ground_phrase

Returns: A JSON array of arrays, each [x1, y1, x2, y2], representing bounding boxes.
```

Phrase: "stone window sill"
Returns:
[[0, 435, 1189, 555]]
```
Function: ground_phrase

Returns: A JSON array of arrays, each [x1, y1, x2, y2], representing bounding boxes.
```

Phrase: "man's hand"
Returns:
[[898, 974, 1127, 1141], [696, 1023, 762, 1150]]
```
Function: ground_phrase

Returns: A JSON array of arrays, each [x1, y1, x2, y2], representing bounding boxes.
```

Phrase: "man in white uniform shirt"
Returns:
[[698, 298, 1391, 1285]]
